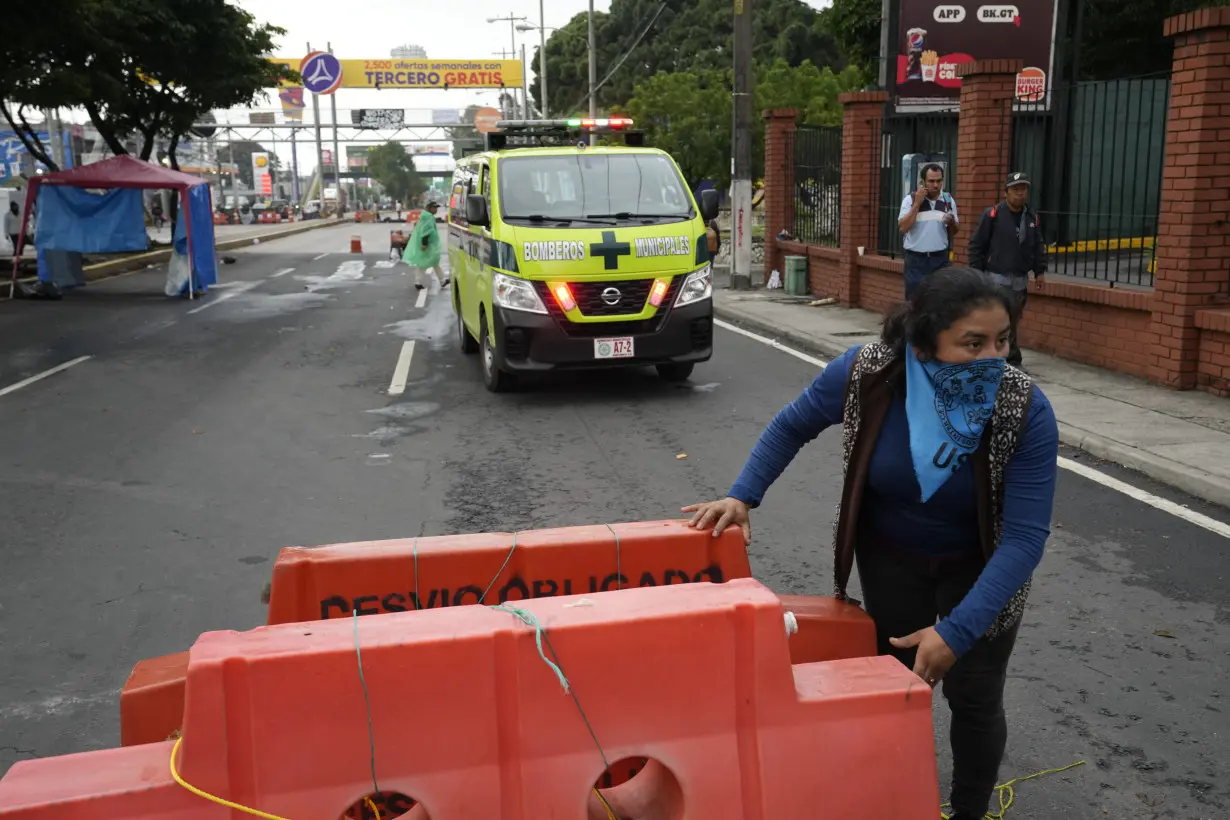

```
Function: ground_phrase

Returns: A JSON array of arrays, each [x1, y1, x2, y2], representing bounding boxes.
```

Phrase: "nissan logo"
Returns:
[[601, 287, 621, 306]]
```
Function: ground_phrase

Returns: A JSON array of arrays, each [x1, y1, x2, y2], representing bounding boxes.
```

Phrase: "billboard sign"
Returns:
[[273, 58, 523, 90], [279, 86, 305, 121], [895, 1, 1058, 108], [352, 109, 405, 129]]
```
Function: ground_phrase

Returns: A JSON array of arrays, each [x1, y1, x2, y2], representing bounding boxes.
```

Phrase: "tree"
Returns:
[[625, 61, 862, 188], [366, 143, 428, 206], [626, 70, 732, 187], [820, 0, 882, 81], [532, 0, 843, 115], [2, 0, 294, 170]]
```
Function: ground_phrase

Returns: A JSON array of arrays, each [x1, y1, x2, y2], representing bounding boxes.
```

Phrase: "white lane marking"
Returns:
[[388, 341, 416, 395], [415, 287, 428, 309], [186, 281, 259, 315], [375, 260, 396, 269], [715, 320, 1230, 536], [1059, 456, 1230, 538], [271, 267, 295, 278], [0, 356, 92, 398], [313, 253, 329, 261], [714, 318, 828, 368]]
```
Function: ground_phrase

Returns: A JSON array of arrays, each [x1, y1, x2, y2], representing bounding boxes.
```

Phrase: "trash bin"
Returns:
[[784, 255, 809, 296]]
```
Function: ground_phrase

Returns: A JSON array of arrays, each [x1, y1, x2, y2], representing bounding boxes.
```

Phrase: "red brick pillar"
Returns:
[[953, 60, 1023, 265], [762, 108, 799, 285], [1149, 7, 1230, 389], [836, 91, 890, 307]]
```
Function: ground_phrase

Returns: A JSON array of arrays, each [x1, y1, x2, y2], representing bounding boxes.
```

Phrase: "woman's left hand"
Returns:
[[889, 626, 957, 687]]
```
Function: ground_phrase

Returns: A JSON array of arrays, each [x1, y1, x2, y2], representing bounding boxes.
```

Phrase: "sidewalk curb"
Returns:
[[714, 301, 853, 363], [11, 220, 345, 287], [714, 302, 1230, 508], [1056, 423, 1230, 509]]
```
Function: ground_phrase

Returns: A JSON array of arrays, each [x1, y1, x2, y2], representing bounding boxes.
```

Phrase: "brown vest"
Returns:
[[829, 342, 1036, 640]]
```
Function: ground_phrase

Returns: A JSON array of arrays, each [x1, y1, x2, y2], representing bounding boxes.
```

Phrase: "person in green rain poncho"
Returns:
[[402, 200, 447, 291]]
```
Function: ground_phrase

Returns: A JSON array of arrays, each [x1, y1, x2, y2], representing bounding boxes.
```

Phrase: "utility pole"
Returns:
[[328, 42, 343, 217], [309, 41, 325, 208], [493, 50, 518, 118], [521, 44, 530, 117], [588, 0, 597, 144], [731, 0, 754, 290], [539, 0, 548, 118]]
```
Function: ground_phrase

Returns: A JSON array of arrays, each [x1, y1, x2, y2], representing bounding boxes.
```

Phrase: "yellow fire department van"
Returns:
[[447, 118, 719, 392]]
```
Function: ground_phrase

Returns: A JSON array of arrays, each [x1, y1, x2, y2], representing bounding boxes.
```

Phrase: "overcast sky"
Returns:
[[227, 0, 832, 173]]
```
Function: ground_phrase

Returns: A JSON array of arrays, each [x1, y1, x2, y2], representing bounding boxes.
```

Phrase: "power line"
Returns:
[[565, 1, 666, 115]]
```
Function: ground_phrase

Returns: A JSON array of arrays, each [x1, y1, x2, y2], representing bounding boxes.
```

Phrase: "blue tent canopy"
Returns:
[[14, 155, 217, 296]]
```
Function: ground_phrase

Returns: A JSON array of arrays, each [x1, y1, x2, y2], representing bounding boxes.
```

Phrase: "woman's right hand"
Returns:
[[681, 497, 751, 543]]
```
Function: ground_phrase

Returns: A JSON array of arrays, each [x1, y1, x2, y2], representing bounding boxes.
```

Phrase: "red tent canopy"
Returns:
[[12, 155, 213, 299], [28, 154, 208, 192]]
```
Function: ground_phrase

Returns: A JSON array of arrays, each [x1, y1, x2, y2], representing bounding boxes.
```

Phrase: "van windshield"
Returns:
[[498, 153, 693, 224]]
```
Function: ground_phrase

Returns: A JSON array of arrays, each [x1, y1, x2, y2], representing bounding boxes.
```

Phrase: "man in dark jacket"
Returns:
[[968, 172, 1047, 367]]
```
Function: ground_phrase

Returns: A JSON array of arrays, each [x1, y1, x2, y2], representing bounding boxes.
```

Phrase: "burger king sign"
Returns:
[[1016, 66, 1046, 102]]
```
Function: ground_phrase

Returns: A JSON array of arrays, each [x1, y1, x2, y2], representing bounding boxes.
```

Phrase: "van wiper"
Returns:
[[585, 212, 691, 220], [512, 214, 615, 225]]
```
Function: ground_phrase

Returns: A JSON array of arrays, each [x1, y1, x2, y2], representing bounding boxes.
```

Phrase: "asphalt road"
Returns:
[[0, 223, 1226, 819]]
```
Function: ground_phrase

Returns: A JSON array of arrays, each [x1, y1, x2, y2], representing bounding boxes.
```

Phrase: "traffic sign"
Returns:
[[300, 51, 343, 95], [473, 107, 502, 134]]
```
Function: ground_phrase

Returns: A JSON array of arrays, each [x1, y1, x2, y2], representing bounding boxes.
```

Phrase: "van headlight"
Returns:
[[674, 264, 713, 307], [493, 273, 547, 314]]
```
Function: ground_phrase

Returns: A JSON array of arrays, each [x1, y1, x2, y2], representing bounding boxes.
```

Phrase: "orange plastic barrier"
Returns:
[[266, 519, 749, 624], [119, 651, 188, 747], [350, 235, 363, 253], [118, 522, 877, 748], [0, 580, 938, 819]]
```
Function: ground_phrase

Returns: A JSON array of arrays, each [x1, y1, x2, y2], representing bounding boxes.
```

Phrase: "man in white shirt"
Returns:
[[898, 163, 958, 298], [5, 202, 22, 257]]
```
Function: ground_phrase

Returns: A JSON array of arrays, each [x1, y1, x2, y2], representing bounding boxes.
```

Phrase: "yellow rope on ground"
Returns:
[[170, 736, 383, 820], [939, 760, 1086, 819]]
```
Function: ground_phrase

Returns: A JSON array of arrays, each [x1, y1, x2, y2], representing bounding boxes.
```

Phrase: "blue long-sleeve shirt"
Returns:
[[729, 345, 1058, 657]]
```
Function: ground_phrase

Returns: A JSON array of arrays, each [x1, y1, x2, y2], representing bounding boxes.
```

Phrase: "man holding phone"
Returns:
[[898, 162, 958, 298]]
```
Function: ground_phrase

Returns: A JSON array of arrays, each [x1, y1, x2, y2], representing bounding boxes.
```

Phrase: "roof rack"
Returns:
[[484, 118, 645, 151]]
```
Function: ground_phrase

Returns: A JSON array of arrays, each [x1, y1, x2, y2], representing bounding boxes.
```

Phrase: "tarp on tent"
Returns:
[[13, 155, 218, 296]]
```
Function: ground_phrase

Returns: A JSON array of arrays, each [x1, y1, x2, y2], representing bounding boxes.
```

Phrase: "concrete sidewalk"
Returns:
[[713, 284, 1230, 509]]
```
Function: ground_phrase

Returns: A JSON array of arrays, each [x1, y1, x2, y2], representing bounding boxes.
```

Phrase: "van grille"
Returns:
[[534, 278, 681, 337]]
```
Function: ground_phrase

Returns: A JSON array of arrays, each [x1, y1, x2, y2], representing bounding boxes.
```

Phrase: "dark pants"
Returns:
[[904, 251, 951, 299], [1006, 287, 1028, 367], [856, 537, 1020, 818]]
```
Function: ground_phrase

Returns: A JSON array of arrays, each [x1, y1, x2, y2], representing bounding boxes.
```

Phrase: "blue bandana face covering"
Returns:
[[904, 344, 1006, 502]]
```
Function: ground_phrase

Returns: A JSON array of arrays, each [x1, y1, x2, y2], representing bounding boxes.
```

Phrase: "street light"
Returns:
[[487, 13, 529, 118], [517, 20, 593, 126]]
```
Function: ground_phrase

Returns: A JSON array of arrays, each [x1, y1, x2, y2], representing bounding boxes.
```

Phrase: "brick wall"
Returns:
[[1197, 308, 1230, 395], [857, 257, 905, 314], [1149, 7, 1230, 388], [1019, 284, 1156, 379], [763, 109, 798, 286], [953, 61, 1021, 266], [754, 6, 1230, 396]]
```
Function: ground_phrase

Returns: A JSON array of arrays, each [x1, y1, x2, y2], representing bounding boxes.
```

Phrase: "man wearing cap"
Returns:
[[898, 162, 959, 298], [969, 172, 1047, 368]]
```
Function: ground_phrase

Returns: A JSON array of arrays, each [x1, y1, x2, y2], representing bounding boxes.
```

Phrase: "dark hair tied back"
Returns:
[[881, 266, 1013, 358]]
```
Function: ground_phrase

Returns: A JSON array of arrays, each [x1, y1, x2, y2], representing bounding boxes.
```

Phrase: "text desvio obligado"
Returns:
[[365, 70, 506, 88], [319, 565, 727, 619]]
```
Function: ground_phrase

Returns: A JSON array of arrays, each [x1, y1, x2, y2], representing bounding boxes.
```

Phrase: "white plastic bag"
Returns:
[[165, 251, 191, 297], [767, 269, 782, 289]]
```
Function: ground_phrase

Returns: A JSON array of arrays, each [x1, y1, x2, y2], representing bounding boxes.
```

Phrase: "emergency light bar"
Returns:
[[495, 118, 635, 132], [485, 118, 645, 151]]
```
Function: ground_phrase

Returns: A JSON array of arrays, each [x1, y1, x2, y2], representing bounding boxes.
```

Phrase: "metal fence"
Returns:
[[1011, 75, 1170, 287], [792, 124, 842, 246], [873, 108, 961, 257]]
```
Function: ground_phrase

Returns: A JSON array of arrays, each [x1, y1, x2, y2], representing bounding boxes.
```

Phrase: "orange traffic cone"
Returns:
[[350, 235, 362, 254]]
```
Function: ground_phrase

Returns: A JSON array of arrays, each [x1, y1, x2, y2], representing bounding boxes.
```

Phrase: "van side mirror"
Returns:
[[699, 189, 719, 223], [466, 194, 490, 228]]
